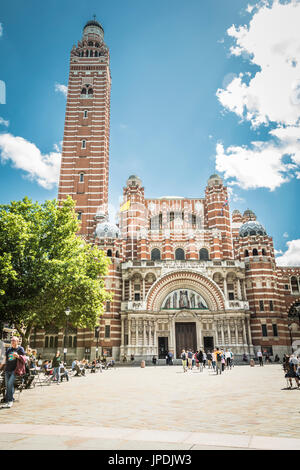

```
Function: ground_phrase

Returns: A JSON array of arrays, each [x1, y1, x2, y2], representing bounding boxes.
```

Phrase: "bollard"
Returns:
[[250, 359, 255, 367]]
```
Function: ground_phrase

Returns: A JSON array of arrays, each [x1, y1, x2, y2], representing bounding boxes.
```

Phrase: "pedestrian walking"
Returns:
[[203, 351, 207, 368], [0, 336, 26, 408], [257, 350, 263, 366], [187, 350, 193, 371], [207, 351, 212, 369]]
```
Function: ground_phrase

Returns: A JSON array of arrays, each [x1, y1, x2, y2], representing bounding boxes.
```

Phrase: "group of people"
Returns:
[[180, 348, 233, 374], [283, 353, 300, 389], [0, 336, 114, 409]]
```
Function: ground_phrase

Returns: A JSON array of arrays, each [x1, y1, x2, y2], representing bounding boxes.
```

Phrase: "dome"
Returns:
[[95, 221, 120, 239], [83, 19, 104, 32], [126, 175, 142, 187], [243, 209, 256, 220], [239, 220, 267, 238], [207, 174, 223, 187]]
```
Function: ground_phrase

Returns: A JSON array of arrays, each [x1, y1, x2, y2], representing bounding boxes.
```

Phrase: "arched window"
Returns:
[[115, 251, 119, 258], [77, 212, 82, 221], [95, 42, 99, 48], [82, 140, 86, 149], [79, 173, 84, 182], [89, 50, 93, 57], [45, 336, 49, 348], [175, 248, 185, 260], [88, 88, 93, 96], [95, 51, 98, 57], [151, 248, 161, 261], [262, 248, 266, 256], [88, 41, 93, 46], [244, 249, 249, 257], [253, 248, 258, 256], [49, 336, 54, 348], [107, 249, 112, 257], [81, 88, 87, 95], [85, 50, 89, 57], [199, 248, 209, 261], [84, 110, 88, 118]]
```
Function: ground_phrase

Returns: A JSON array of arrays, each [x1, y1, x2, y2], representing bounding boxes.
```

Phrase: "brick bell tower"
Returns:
[[58, 18, 111, 240]]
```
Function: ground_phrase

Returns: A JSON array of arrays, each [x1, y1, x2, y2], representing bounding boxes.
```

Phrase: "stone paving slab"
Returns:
[[0, 364, 299, 449]]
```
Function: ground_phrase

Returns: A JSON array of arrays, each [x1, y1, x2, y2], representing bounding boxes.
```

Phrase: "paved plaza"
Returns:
[[0, 364, 300, 450]]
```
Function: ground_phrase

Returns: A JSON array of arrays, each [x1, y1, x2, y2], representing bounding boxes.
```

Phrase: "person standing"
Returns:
[[187, 350, 193, 371], [257, 349, 263, 366], [215, 348, 222, 375], [211, 350, 216, 371], [181, 350, 187, 373], [52, 351, 61, 385], [0, 336, 26, 408], [202, 351, 207, 368], [207, 351, 212, 369], [197, 350, 204, 372], [225, 349, 231, 369]]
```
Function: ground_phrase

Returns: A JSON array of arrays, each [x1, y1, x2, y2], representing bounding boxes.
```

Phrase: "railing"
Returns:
[[225, 300, 249, 310], [122, 259, 245, 270]]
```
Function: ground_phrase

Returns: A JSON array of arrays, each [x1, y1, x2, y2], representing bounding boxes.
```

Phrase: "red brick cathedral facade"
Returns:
[[53, 20, 300, 362]]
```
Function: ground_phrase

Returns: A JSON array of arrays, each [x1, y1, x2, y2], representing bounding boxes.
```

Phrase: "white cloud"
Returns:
[[0, 117, 9, 127], [0, 133, 61, 189], [55, 83, 68, 97], [215, 0, 300, 190], [276, 239, 300, 266], [283, 232, 289, 238]]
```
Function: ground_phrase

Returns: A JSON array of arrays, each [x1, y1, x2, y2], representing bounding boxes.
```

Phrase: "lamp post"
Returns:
[[95, 326, 100, 360], [64, 308, 71, 365]]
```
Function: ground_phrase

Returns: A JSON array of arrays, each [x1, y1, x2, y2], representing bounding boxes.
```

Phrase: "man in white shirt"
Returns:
[[257, 350, 263, 366]]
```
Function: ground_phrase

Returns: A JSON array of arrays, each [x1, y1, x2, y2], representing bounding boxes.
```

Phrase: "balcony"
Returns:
[[122, 259, 245, 271]]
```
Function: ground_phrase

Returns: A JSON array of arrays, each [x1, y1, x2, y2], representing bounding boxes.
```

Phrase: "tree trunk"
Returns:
[[15, 324, 32, 350]]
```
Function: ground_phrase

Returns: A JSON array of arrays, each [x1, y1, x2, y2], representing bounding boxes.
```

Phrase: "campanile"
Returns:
[[58, 19, 111, 238]]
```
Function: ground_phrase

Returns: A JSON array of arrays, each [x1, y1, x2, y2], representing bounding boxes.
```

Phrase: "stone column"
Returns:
[[154, 321, 157, 349], [197, 319, 203, 350], [227, 320, 231, 346], [246, 317, 254, 355], [128, 317, 131, 347], [221, 320, 225, 347], [234, 320, 239, 346], [223, 279, 228, 300], [237, 279, 242, 301], [242, 319, 247, 352], [121, 317, 125, 346], [214, 320, 219, 347], [122, 280, 125, 301], [143, 277, 146, 300], [135, 318, 139, 350], [129, 278, 132, 301], [143, 318, 147, 352]]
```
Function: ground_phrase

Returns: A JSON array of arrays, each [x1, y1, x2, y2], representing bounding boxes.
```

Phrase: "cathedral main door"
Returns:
[[175, 322, 197, 358]]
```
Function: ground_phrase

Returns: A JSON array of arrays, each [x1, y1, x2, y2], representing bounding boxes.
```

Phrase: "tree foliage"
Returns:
[[0, 196, 110, 346]]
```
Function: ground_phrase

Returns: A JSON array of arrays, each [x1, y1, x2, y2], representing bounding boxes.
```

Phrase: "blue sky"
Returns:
[[0, 0, 300, 264]]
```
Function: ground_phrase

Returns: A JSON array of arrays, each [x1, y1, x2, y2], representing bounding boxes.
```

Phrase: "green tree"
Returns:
[[0, 196, 110, 347]]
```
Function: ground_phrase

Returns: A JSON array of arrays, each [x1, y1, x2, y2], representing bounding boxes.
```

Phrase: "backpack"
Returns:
[[181, 353, 186, 360], [216, 352, 222, 362]]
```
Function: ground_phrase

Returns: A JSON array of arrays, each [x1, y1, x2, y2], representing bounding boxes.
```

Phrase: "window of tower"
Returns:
[[262, 248, 266, 256], [175, 248, 185, 260], [107, 249, 112, 257], [291, 276, 299, 293], [199, 248, 209, 261], [82, 140, 86, 149], [81, 88, 87, 95], [95, 51, 98, 57], [84, 110, 88, 118], [88, 88, 93, 96], [95, 42, 100, 47], [77, 212, 82, 221], [151, 248, 161, 261], [85, 50, 89, 57], [88, 41, 93, 46], [79, 173, 84, 182], [244, 249, 249, 257], [89, 50, 93, 57], [253, 248, 258, 256]]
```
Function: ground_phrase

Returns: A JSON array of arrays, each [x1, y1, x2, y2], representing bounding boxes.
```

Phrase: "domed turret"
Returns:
[[126, 175, 142, 187], [239, 220, 267, 238], [95, 221, 120, 239], [83, 17, 104, 40], [207, 174, 223, 187], [243, 209, 256, 221]]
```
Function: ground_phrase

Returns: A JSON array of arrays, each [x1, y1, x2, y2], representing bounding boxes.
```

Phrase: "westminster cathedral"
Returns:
[[32, 19, 300, 362]]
